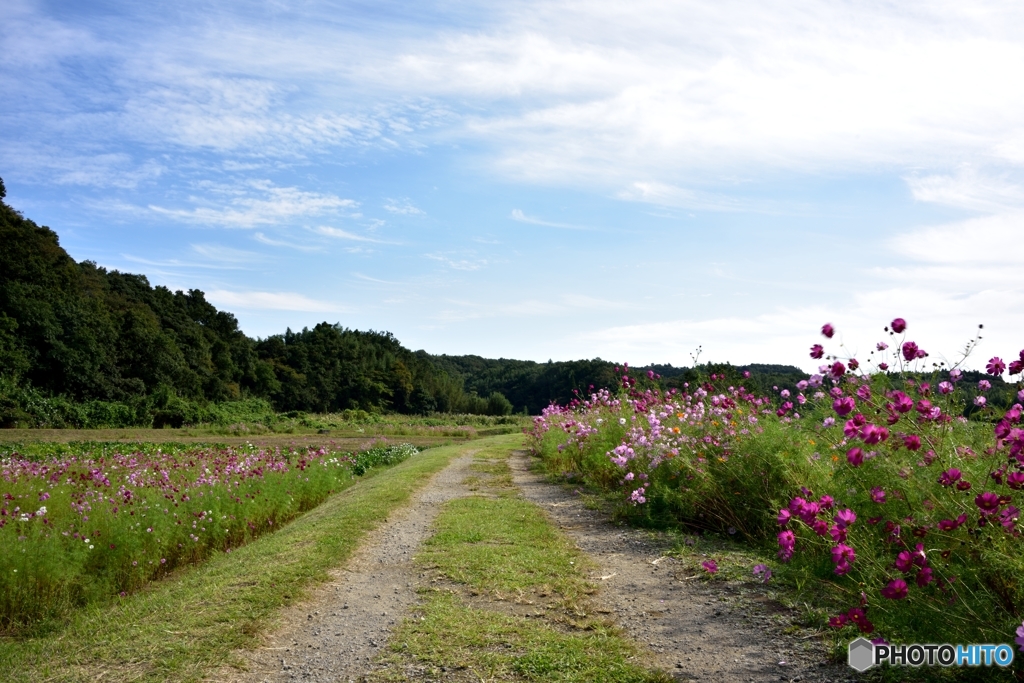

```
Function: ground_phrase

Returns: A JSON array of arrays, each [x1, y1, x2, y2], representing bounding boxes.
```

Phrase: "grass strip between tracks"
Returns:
[[0, 435, 522, 682], [374, 448, 671, 682]]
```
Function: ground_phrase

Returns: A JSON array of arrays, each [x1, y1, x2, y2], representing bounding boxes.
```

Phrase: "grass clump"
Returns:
[[378, 443, 669, 682]]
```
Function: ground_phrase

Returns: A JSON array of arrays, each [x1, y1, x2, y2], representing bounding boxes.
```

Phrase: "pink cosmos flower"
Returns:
[[975, 491, 1001, 515], [938, 468, 962, 486], [822, 323, 835, 338], [777, 509, 791, 526], [753, 564, 772, 583], [956, 480, 973, 492], [861, 424, 889, 445], [878, 363, 889, 371], [1007, 472, 1024, 490], [777, 530, 796, 561], [1000, 506, 1020, 529], [877, 341, 889, 351], [916, 568, 934, 587], [894, 551, 914, 573], [891, 318, 907, 333], [1016, 621, 1024, 653], [975, 396, 987, 407], [38, 491, 50, 502], [702, 560, 718, 574], [902, 341, 920, 361], [1011, 360, 1024, 375], [937, 514, 968, 531], [831, 543, 856, 566], [848, 358, 860, 371], [881, 579, 909, 600], [830, 361, 846, 378], [870, 487, 886, 504], [833, 396, 855, 416], [835, 508, 856, 529], [987, 357, 1007, 375], [903, 434, 921, 451], [810, 344, 824, 359], [846, 447, 864, 467], [818, 495, 834, 510], [891, 391, 913, 413], [979, 379, 992, 391], [938, 381, 953, 394]]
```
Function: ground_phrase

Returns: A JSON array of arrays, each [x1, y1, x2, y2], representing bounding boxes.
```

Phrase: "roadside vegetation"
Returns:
[[0, 438, 484, 682], [531, 318, 1024, 674]]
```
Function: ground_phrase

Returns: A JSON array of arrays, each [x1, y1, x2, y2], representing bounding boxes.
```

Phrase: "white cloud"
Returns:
[[383, 198, 424, 215], [149, 181, 357, 228], [905, 168, 1024, 212], [206, 289, 347, 312], [509, 209, 591, 230], [253, 232, 322, 251], [889, 213, 1024, 265], [425, 253, 487, 270], [314, 226, 388, 243]]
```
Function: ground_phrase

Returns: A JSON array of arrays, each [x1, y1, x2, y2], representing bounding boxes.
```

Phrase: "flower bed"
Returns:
[[529, 319, 1024, 648], [0, 441, 417, 632]]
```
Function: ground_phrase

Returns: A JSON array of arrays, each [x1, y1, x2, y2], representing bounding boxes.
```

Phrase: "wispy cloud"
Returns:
[[509, 209, 591, 230], [313, 226, 390, 243], [205, 289, 347, 313], [425, 253, 487, 270], [383, 198, 424, 215], [120, 253, 247, 270], [149, 181, 357, 228], [253, 232, 322, 251]]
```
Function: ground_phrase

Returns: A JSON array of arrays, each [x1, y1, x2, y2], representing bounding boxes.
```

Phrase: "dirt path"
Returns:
[[216, 450, 480, 683], [217, 445, 852, 683], [509, 451, 853, 683]]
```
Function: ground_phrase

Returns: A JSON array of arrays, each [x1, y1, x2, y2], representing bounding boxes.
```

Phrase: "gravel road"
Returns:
[[214, 445, 859, 683]]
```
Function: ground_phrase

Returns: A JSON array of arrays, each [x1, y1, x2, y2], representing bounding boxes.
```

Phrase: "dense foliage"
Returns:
[[531, 318, 1024, 652]]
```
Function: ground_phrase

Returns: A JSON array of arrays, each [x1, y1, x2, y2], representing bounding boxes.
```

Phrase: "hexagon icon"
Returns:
[[848, 637, 875, 672]]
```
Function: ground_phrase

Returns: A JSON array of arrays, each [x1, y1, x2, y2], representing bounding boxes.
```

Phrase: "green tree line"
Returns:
[[0, 179, 819, 427]]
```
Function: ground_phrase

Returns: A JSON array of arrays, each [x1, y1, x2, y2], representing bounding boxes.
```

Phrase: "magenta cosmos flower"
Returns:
[[902, 434, 922, 451], [777, 530, 796, 561], [901, 341, 920, 361], [701, 560, 718, 574], [1011, 360, 1024, 376], [810, 344, 824, 359], [846, 447, 864, 467], [822, 323, 835, 338], [870, 487, 887, 504], [988, 357, 1007, 375], [938, 468, 962, 486], [833, 396, 855, 416], [835, 508, 856, 529], [975, 491, 1001, 515], [891, 318, 907, 333], [881, 579, 909, 600]]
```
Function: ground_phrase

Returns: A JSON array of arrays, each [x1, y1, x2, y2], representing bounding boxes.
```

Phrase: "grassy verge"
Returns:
[[374, 448, 670, 682], [0, 438, 497, 682]]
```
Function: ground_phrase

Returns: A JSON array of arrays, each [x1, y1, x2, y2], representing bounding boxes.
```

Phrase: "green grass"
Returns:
[[376, 444, 670, 682], [0, 437, 516, 682]]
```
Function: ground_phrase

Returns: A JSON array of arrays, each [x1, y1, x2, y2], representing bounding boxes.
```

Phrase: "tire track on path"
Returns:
[[510, 451, 854, 683], [217, 449, 479, 683]]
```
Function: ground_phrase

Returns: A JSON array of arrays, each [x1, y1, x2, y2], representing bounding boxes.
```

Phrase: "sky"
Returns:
[[4, 0, 1024, 373]]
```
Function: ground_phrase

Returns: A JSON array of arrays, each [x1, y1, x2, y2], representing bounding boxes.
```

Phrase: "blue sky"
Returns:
[[4, 0, 1024, 372]]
